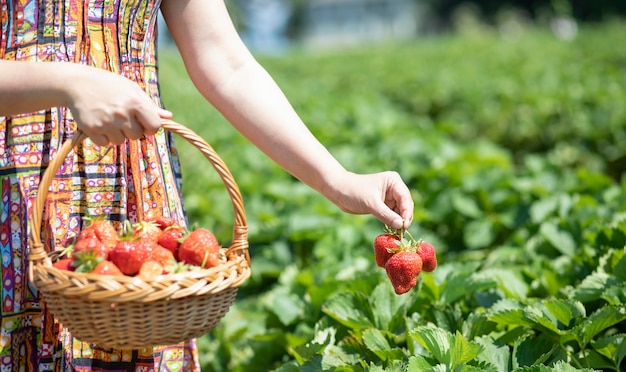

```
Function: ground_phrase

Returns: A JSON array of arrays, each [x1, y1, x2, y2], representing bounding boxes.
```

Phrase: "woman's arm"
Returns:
[[0, 60, 169, 145], [160, 0, 414, 229]]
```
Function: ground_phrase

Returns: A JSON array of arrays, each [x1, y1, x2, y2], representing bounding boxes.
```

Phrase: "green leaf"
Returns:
[[575, 306, 626, 347], [319, 345, 360, 369], [407, 356, 434, 371], [602, 282, 626, 306], [572, 349, 617, 371], [540, 222, 576, 257], [463, 311, 496, 340], [596, 224, 626, 250], [512, 333, 558, 368], [362, 327, 390, 352], [612, 251, 626, 281], [440, 270, 498, 305], [368, 283, 412, 331], [452, 191, 483, 218], [362, 328, 405, 362], [264, 286, 306, 326], [540, 299, 586, 329], [522, 305, 563, 335], [322, 291, 373, 330], [419, 270, 441, 302], [450, 331, 483, 369], [464, 219, 496, 249], [616, 335, 626, 368], [530, 195, 559, 223], [488, 299, 533, 328], [545, 360, 596, 371], [475, 336, 510, 372], [488, 268, 529, 299], [591, 333, 626, 366], [569, 272, 621, 303], [409, 326, 452, 365]]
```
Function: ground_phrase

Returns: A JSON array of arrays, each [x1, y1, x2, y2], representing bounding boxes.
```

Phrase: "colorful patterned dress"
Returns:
[[0, 0, 200, 370]]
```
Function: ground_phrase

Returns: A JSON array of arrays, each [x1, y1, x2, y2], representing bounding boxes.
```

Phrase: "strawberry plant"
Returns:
[[158, 20, 626, 371]]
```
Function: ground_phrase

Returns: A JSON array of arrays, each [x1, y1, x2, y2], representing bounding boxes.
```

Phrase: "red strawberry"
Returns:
[[178, 228, 220, 268], [157, 227, 185, 259], [133, 221, 162, 242], [91, 260, 123, 276], [109, 238, 151, 276], [374, 233, 401, 267], [385, 251, 423, 295], [150, 216, 176, 230], [150, 245, 176, 267], [80, 216, 118, 251], [137, 261, 165, 280], [416, 241, 437, 272], [52, 257, 75, 271], [72, 235, 109, 259]]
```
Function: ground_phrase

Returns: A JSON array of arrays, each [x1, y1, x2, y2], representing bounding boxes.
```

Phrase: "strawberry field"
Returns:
[[159, 21, 626, 371]]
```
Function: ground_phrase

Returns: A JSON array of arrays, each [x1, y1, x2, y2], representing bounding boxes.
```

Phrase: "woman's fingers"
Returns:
[[87, 133, 111, 147], [66, 66, 169, 144], [122, 116, 146, 141], [330, 171, 415, 229], [133, 97, 163, 137]]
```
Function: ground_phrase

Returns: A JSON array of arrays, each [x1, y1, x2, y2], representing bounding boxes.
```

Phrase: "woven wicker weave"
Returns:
[[28, 120, 250, 350]]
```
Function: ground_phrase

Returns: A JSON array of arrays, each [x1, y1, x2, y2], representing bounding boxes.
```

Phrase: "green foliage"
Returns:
[[158, 22, 626, 372]]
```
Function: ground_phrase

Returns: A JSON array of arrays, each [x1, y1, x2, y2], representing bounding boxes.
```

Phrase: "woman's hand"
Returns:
[[64, 65, 171, 146], [328, 171, 414, 230], [0, 61, 170, 146]]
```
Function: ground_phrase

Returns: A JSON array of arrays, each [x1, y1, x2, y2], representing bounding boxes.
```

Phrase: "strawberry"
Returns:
[[385, 251, 422, 295], [52, 257, 75, 271], [157, 226, 185, 260], [150, 245, 176, 267], [137, 261, 165, 280], [80, 215, 118, 251], [72, 235, 109, 259], [178, 228, 220, 268], [133, 221, 162, 242], [416, 241, 437, 272], [150, 216, 176, 230], [91, 260, 123, 276], [374, 233, 401, 267], [109, 238, 151, 276]]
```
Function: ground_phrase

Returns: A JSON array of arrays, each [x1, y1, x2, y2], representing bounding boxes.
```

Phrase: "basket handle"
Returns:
[[28, 119, 249, 265]]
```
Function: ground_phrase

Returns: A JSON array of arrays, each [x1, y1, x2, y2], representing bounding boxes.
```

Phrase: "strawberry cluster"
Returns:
[[52, 215, 222, 280], [373, 226, 437, 295]]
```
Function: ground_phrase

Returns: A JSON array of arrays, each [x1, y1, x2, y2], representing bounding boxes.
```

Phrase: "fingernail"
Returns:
[[392, 218, 403, 230]]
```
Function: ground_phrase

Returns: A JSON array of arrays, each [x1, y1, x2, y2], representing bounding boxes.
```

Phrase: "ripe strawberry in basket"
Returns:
[[150, 216, 176, 230], [108, 231, 152, 276], [52, 257, 75, 271], [178, 228, 220, 268], [79, 215, 119, 251], [150, 245, 176, 267], [91, 260, 123, 276], [157, 226, 186, 260], [72, 235, 110, 259], [133, 220, 162, 242], [138, 261, 166, 280]]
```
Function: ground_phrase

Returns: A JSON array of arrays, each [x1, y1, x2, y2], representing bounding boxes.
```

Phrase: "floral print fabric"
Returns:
[[0, 0, 199, 370]]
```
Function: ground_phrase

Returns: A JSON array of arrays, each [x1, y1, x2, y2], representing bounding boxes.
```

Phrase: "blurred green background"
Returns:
[[157, 6, 626, 371]]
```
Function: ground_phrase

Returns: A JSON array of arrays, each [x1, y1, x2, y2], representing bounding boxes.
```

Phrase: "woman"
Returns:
[[0, 0, 414, 370]]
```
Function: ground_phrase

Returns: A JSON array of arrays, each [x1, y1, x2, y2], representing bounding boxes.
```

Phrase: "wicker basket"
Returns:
[[28, 119, 250, 350]]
